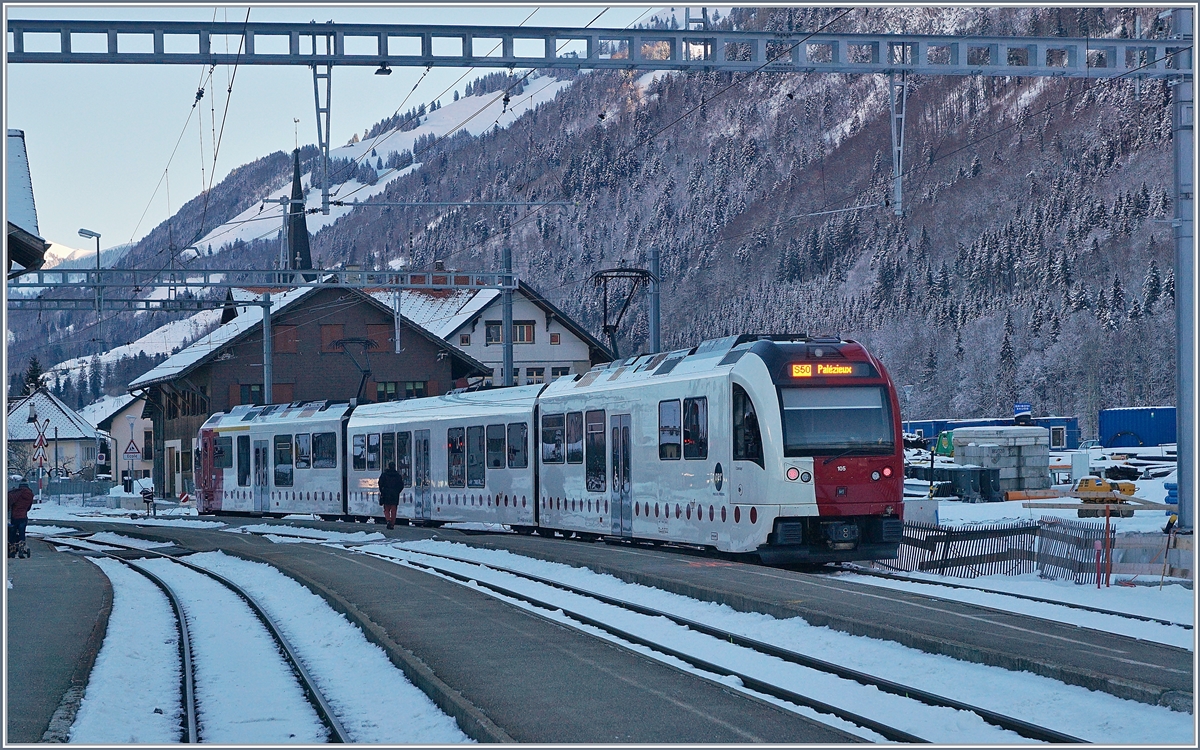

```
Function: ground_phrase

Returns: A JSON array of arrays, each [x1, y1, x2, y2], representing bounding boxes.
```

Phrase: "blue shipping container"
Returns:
[[902, 416, 1081, 449], [1098, 406, 1176, 448]]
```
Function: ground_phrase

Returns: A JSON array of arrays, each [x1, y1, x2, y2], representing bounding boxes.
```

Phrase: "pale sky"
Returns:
[[5, 4, 661, 253]]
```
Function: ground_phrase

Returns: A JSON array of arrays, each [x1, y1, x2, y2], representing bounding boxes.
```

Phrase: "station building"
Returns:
[[128, 285, 492, 498], [383, 280, 614, 386]]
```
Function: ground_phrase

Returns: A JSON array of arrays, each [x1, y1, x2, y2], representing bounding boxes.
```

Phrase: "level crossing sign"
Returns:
[[32, 446, 46, 463], [123, 440, 141, 460]]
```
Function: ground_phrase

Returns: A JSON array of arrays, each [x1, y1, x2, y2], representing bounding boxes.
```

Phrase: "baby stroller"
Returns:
[[7, 523, 29, 559]]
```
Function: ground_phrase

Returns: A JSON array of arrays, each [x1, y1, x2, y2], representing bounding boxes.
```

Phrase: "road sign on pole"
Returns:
[[123, 440, 141, 461]]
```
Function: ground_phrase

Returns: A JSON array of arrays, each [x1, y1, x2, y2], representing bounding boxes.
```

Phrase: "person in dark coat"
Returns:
[[8, 481, 35, 551], [378, 462, 404, 530]]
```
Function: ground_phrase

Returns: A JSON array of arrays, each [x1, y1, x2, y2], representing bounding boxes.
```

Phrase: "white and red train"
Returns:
[[198, 335, 904, 563]]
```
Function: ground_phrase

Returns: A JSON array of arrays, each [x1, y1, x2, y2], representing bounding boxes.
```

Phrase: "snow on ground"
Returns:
[[30, 503, 224, 529], [23, 524, 79, 537], [196, 74, 571, 255], [70, 557, 183, 743], [363, 539, 1193, 744], [834, 571, 1193, 650], [937, 496, 1176, 533], [187, 551, 471, 743], [132, 557, 327, 743], [43, 308, 223, 384], [223, 524, 383, 543]]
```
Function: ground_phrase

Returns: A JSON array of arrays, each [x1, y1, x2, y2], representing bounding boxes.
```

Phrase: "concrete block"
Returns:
[[998, 467, 1019, 479], [998, 479, 1021, 492], [904, 499, 939, 525], [1020, 466, 1050, 479], [1023, 476, 1052, 490]]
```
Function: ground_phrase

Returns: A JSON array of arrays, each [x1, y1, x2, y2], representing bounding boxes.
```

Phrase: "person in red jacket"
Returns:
[[8, 481, 35, 552]]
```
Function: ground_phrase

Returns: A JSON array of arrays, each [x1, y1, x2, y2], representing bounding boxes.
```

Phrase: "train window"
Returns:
[[566, 412, 584, 464], [585, 410, 606, 492], [507, 423, 529, 468], [658, 400, 682, 460], [447, 427, 466, 487], [466, 426, 486, 488], [779, 386, 894, 457], [382, 432, 396, 469], [683, 397, 709, 460], [274, 435, 294, 487], [396, 432, 412, 485], [237, 435, 251, 486], [733, 384, 764, 468], [367, 433, 381, 471], [352, 435, 366, 471], [295, 434, 311, 469], [313, 432, 338, 468], [486, 424, 506, 469], [213, 436, 233, 469], [541, 414, 565, 463]]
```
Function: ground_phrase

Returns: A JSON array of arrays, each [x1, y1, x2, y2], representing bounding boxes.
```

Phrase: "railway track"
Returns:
[[839, 564, 1194, 630], [54, 537, 351, 744], [367, 543, 1085, 744]]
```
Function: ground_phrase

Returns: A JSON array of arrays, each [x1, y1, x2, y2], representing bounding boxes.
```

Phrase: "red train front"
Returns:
[[734, 336, 904, 564]]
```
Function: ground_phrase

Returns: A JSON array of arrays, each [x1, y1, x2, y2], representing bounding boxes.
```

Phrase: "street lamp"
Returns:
[[78, 227, 102, 349], [79, 227, 103, 480]]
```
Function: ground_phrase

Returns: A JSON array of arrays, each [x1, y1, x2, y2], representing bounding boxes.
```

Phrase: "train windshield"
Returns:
[[778, 386, 894, 457]]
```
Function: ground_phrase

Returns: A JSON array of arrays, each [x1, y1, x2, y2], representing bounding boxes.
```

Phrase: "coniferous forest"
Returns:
[[7, 7, 1178, 438]]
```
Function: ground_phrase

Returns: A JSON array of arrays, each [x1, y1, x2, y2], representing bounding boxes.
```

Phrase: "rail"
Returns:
[[840, 563, 1194, 630], [53, 537, 351, 743]]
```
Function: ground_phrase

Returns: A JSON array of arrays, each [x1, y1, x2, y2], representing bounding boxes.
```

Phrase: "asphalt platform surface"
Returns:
[[5, 539, 112, 743], [39, 522, 861, 743]]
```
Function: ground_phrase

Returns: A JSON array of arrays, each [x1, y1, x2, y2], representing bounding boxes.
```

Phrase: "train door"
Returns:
[[610, 414, 632, 537], [413, 429, 432, 522], [166, 446, 177, 498], [253, 439, 270, 513]]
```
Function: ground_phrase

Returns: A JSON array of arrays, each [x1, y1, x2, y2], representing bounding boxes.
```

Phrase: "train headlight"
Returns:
[[882, 466, 894, 478], [800, 471, 812, 483], [786, 467, 800, 481], [871, 471, 881, 481]]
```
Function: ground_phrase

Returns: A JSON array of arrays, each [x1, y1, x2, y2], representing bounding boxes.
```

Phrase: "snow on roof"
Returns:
[[368, 288, 500, 340], [7, 129, 41, 237], [7, 389, 103, 442], [129, 284, 322, 389], [79, 393, 138, 428]]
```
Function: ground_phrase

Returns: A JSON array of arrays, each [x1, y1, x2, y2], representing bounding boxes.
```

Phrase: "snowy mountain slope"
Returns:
[[43, 309, 223, 384], [191, 74, 572, 256]]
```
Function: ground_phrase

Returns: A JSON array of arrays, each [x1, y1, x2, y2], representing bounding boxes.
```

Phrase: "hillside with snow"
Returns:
[[191, 74, 572, 257], [7, 8, 1180, 437]]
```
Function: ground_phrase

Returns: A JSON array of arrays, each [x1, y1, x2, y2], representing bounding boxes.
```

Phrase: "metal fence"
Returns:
[[36, 479, 115, 498], [881, 520, 1040, 577], [1034, 516, 1115, 586], [877, 518, 1122, 581]]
